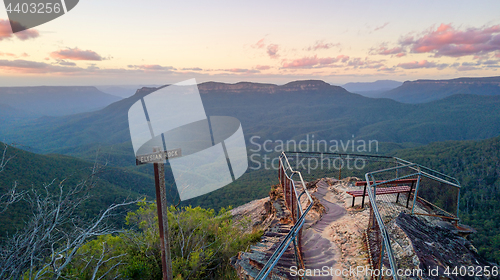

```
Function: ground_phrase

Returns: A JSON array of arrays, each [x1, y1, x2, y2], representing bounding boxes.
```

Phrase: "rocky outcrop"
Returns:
[[231, 177, 495, 280], [396, 212, 499, 280], [230, 185, 300, 280]]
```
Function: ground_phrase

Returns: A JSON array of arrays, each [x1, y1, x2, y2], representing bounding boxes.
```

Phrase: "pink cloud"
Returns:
[[282, 56, 323, 69], [378, 66, 396, 72], [373, 22, 389, 32], [373, 46, 404, 55], [14, 28, 39, 40], [127, 64, 175, 71], [348, 58, 364, 67], [457, 65, 479, 71], [50, 48, 104, 61], [0, 20, 11, 40], [253, 38, 266, 49], [0, 52, 16, 57], [0, 19, 39, 41], [181, 67, 202, 71], [221, 68, 260, 74], [396, 52, 406, 57], [495, 53, 500, 58], [397, 60, 448, 69], [399, 35, 414, 46], [255, 65, 270, 70], [281, 55, 350, 69], [267, 44, 279, 59], [407, 23, 500, 57], [306, 41, 340, 51], [58, 61, 76, 66], [0, 59, 86, 74], [0, 59, 180, 75], [337, 55, 350, 63]]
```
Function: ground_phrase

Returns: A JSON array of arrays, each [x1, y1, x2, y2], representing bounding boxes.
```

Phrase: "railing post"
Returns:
[[411, 172, 422, 215]]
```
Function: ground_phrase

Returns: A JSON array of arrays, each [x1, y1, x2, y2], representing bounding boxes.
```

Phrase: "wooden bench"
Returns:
[[347, 179, 418, 208]]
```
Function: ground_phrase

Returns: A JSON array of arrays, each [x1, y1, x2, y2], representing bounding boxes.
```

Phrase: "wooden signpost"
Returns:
[[136, 149, 180, 280]]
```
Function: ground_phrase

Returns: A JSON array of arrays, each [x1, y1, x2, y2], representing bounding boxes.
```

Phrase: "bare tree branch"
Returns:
[[0, 143, 13, 173], [0, 159, 143, 280], [0, 144, 24, 214]]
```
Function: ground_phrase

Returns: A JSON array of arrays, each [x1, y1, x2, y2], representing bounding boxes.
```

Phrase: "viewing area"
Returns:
[[251, 152, 463, 280]]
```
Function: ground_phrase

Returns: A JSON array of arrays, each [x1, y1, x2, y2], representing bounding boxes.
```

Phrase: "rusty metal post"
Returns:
[[154, 162, 173, 280]]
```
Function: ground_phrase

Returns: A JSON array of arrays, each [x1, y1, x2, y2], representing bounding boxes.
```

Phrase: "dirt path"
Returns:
[[302, 180, 346, 279]]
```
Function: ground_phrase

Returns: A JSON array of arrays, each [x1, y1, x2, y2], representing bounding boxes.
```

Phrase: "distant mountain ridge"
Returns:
[[97, 85, 162, 98], [2, 80, 500, 162], [0, 86, 122, 116], [342, 80, 402, 97], [380, 76, 500, 103], [198, 80, 337, 94]]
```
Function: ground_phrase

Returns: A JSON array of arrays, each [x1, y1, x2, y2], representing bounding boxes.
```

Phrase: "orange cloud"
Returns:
[[50, 48, 104, 61]]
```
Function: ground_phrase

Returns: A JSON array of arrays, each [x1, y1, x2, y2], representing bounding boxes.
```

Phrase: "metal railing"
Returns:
[[255, 152, 314, 280], [365, 158, 461, 279], [254, 151, 461, 280]]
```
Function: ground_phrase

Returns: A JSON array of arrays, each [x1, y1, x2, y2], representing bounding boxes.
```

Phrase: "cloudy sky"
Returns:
[[0, 0, 499, 86]]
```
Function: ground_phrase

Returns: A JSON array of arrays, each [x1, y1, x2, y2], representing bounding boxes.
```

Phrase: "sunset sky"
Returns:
[[0, 0, 499, 86]]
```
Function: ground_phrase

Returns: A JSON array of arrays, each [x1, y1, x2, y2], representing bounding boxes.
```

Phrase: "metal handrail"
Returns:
[[255, 152, 314, 280], [254, 151, 461, 280], [365, 159, 461, 280], [366, 173, 400, 280]]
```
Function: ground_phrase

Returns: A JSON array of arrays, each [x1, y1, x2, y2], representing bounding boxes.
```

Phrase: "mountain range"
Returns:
[[1, 78, 500, 263], [2, 80, 500, 159], [379, 76, 500, 103], [0, 86, 121, 116], [341, 80, 402, 97]]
